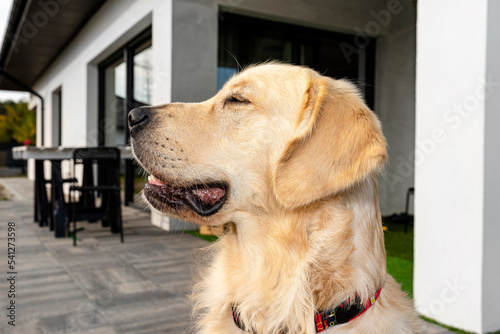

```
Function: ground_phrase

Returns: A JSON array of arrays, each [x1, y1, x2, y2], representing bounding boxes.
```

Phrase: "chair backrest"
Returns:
[[73, 147, 121, 188], [73, 147, 120, 164]]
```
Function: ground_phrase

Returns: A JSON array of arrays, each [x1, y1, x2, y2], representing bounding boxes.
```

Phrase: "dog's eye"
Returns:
[[227, 95, 249, 103]]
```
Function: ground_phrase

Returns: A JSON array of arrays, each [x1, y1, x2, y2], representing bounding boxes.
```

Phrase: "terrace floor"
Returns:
[[0, 177, 454, 334]]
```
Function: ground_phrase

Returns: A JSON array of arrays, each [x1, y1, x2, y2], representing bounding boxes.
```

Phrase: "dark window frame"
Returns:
[[97, 27, 152, 147], [218, 12, 376, 109], [51, 86, 62, 146]]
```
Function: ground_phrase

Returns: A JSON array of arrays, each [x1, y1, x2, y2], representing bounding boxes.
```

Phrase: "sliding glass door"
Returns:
[[98, 28, 152, 204]]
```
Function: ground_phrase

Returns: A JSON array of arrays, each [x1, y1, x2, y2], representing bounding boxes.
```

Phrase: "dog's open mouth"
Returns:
[[144, 175, 228, 217]]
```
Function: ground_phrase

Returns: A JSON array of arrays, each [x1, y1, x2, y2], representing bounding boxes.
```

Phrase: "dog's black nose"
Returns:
[[128, 107, 151, 133]]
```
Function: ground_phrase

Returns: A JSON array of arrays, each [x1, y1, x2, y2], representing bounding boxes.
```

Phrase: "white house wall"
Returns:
[[415, 0, 500, 331], [30, 0, 172, 149], [27, 0, 172, 181], [375, 2, 417, 215], [415, 1, 486, 329]]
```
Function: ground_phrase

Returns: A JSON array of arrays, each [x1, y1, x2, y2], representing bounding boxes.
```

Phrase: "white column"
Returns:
[[482, 0, 500, 331], [415, 0, 500, 332], [149, 0, 218, 231], [150, 0, 175, 231], [171, 0, 218, 102], [152, 0, 173, 105]]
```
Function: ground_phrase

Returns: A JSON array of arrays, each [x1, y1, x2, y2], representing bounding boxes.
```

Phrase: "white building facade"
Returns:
[[24, 0, 418, 215]]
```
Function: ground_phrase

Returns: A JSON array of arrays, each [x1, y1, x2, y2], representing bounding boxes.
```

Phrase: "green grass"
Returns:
[[383, 219, 414, 262], [185, 230, 219, 243], [386, 255, 413, 298], [383, 219, 414, 298]]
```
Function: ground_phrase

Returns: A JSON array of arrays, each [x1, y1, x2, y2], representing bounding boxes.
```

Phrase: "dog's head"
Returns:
[[129, 63, 386, 226]]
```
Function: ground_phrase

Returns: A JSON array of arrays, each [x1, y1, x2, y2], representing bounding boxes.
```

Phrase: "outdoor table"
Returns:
[[12, 146, 133, 238]]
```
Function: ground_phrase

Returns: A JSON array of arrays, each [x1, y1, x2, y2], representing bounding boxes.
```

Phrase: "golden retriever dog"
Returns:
[[128, 63, 421, 333]]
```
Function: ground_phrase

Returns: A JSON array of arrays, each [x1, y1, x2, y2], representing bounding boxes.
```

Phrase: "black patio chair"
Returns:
[[34, 161, 77, 228], [68, 147, 123, 246]]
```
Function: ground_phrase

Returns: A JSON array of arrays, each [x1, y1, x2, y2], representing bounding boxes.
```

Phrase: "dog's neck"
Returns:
[[194, 176, 386, 333], [307, 177, 387, 310]]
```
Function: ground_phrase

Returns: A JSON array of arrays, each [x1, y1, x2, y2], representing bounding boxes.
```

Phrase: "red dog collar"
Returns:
[[314, 288, 382, 332], [232, 288, 382, 333]]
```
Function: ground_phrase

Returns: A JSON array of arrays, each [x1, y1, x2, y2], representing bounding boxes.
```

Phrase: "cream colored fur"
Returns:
[[130, 63, 422, 333]]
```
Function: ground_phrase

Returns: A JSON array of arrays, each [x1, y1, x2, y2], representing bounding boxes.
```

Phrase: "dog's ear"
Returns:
[[272, 75, 387, 209]]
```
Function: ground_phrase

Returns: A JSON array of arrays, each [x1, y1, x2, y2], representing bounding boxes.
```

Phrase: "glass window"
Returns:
[[103, 58, 126, 146], [99, 29, 152, 147], [133, 42, 153, 107]]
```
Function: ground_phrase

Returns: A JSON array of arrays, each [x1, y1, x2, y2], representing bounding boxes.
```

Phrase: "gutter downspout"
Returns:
[[0, 69, 44, 146]]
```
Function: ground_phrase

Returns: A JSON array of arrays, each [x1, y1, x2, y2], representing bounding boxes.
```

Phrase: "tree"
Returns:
[[0, 101, 36, 144], [0, 100, 16, 114]]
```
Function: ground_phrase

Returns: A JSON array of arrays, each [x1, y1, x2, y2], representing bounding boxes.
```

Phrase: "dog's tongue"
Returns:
[[191, 187, 226, 206], [147, 175, 225, 207]]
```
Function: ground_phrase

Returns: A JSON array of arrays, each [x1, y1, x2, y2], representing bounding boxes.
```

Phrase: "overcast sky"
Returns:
[[0, 0, 30, 102]]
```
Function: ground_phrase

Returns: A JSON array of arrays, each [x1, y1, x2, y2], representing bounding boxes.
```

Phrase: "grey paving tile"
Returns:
[[420, 321, 457, 334]]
